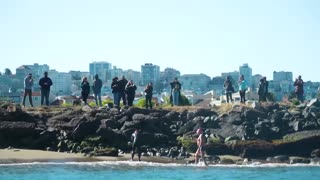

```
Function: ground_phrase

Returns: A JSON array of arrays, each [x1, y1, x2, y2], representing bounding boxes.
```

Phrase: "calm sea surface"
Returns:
[[0, 161, 320, 180]]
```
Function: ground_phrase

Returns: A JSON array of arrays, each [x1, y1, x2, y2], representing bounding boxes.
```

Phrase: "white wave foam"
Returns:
[[1, 161, 320, 168]]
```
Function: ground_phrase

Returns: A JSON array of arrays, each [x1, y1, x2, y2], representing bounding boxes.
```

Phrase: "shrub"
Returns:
[[266, 92, 276, 102], [180, 94, 191, 106], [62, 102, 72, 107], [135, 98, 155, 108], [177, 136, 197, 152], [102, 99, 113, 106], [291, 98, 300, 106], [89, 101, 96, 107]]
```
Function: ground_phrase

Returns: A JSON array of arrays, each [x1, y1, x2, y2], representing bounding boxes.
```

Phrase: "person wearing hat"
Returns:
[[22, 73, 34, 107], [194, 128, 208, 165], [92, 74, 102, 106]]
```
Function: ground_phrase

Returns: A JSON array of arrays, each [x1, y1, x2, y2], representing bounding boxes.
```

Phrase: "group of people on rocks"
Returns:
[[22, 72, 103, 107], [111, 75, 137, 108], [22, 72, 305, 108], [223, 74, 304, 104], [22, 72, 53, 107], [111, 77, 182, 109]]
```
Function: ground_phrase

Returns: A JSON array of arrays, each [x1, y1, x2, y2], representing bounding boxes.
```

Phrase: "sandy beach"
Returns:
[[0, 148, 244, 165], [0, 148, 195, 164]]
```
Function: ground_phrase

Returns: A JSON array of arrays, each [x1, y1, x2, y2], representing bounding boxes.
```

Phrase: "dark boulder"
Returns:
[[311, 149, 320, 158], [194, 108, 217, 117]]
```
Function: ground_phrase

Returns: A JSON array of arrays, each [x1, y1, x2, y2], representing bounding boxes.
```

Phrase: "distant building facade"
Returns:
[[111, 66, 124, 79], [89, 61, 112, 82], [211, 76, 225, 97], [252, 74, 264, 91], [160, 67, 181, 92], [50, 70, 72, 96], [26, 63, 49, 79], [239, 63, 252, 88], [180, 74, 211, 95], [273, 71, 293, 82], [141, 63, 160, 89], [123, 69, 141, 85]]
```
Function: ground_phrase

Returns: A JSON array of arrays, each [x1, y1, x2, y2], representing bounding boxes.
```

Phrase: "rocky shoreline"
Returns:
[[1, 100, 320, 165]]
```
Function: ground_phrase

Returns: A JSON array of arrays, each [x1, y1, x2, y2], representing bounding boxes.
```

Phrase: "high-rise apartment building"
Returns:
[[111, 66, 124, 79], [141, 63, 160, 88], [123, 69, 141, 85], [239, 63, 252, 88], [26, 63, 49, 78], [89, 61, 112, 82], [180, 74, 211, 94], [252, 74, 264, 91], [160, 68, 181, 91], [49, 70, 72, 95], [273, 71, 293, 82]]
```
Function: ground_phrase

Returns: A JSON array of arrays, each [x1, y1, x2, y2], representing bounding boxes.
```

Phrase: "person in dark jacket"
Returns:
[[111, 77, 120, 108], [170, 78, 182, 106], [294, 75, 304, 103], [39, 71, 53, 106], [92, 74, 102, 106], [223, 76, 234, 103], [81, 76, 90, 105], [144, 82, 153, 109], [258, 77, 269, 102], [118, 75, 128, 106], [125, 80, 137, 106]]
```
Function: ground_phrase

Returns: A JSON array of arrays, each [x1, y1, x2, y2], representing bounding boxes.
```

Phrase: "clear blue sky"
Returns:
[[1, 0, 319, 81]]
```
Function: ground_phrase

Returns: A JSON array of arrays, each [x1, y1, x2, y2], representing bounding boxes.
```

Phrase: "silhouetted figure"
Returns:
[[170, 78, 181, 106], [22, 73, 34, 107], [258, 77, 269, 102], [81, 77, 90, 105], [125, 80, 137, 106], [224, 76, 234, 103], [294, 75, 304, 103], [131, 129, 141, 161], [92, 74, 102, 106], [119, 75, 128, 106], [144, 82, 153, 109], [111, 77, 120, 108], [39, 72, 53, 106]]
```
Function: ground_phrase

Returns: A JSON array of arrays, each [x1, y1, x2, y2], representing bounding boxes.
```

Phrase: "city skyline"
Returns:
[[1, 0, 320, 81]]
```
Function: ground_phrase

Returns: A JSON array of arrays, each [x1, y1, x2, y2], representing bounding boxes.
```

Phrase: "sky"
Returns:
[[0, 0, 319, 81]]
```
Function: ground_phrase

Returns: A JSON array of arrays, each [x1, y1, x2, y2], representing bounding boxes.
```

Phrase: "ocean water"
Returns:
[[0, 161, 320, 180]]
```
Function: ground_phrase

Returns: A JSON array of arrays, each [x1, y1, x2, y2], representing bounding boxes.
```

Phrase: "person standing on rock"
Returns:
[[22, 73, 34, 107], [194, 128, 208, 166], [125, 80, 137, 106], [92, 74, 102, 106], [81, 76, 90, 105], [111, 77, 120, 108], [258, 77, 269, 102], [238, 74, 247, 104], [119, 75, 128, 106], [170, 78, 182, 106], [39, 71, 53, 106], [224, 76, 234, 103], [131, 129, 141, 161], [144, 82, 153, 109], [294, 75, 304, 103]]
